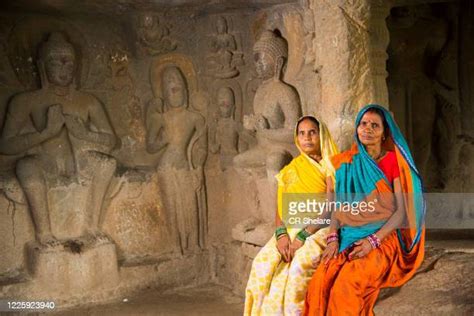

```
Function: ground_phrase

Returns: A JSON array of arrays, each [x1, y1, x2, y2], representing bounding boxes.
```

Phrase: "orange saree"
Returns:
[[305, 105, 425, 315]]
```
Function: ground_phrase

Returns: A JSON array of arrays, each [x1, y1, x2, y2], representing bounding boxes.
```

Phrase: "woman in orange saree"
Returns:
[[304, 104, 425, 315]]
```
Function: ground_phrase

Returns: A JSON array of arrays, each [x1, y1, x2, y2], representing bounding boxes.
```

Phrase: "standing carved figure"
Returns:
[[146, 65, 208, 253], [210, 87, 253, 170]]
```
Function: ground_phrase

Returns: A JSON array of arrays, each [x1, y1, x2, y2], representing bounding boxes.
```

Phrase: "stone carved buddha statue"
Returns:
[[0, 32, 117, 247], [233, 30, 301, 179], [206, 16, 243, 79], [136, 13, 177, 56]]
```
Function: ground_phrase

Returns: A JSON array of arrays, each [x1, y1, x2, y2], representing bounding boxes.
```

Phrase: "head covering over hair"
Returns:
[[331, 104, 425, 253], [276, 115, 339, 233]]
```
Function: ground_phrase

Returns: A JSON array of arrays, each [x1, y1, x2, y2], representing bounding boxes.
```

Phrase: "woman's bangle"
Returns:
[[275, 226, 288, 239], [367, 234, 381, 249], [296, 229, 311, 242], [326, 232, 339, 244]]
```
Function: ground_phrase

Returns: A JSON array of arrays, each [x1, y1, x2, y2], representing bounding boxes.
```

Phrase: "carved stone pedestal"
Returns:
[[26, 239, 119, 295]]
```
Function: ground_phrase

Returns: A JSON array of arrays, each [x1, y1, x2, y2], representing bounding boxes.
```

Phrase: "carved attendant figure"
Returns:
[[210, 87, 253, 170], [146, 65, 208, 253]]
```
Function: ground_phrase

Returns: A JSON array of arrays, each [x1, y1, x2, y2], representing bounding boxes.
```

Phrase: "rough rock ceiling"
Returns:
[[0, 0, 300, 16]]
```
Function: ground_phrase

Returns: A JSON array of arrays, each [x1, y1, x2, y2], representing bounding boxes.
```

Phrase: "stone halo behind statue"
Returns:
[[150, 53, 198, 103]]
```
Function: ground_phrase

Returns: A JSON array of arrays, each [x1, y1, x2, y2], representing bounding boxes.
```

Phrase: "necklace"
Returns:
[[372, 150, 386, 162]]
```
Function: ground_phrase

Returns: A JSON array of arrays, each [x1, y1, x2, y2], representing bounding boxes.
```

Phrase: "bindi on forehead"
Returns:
[[362, 113, 382, 123], [361, 118, 380, 123]]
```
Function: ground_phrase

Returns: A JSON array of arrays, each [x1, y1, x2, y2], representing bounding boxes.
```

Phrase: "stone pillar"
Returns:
[[366, 1, 391, 107], [310, 0, 351, 150], [309, 0, 390, 150]]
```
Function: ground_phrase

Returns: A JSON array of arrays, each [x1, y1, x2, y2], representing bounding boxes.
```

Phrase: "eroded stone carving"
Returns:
[[146, 62, 208, 253], [0, 23, 18, 88], [210, 86, 254, 170], [136, 13, 177, 56], [108, 51, 145, 148], [233, 30, 301, 179], [206, 16, 244, 79], [0, 32, 117, 246], [7, 18, 90, 91], [387, 6, 450, 186]]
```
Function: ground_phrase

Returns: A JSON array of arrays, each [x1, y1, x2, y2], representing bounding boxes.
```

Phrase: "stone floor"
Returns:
[[375, 239, 474, 315], [44, 240, 474, 315], [54, 284, 243, 316]]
